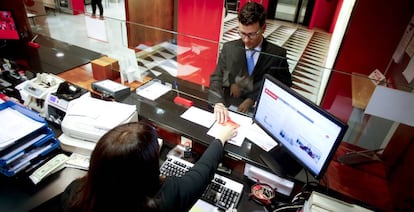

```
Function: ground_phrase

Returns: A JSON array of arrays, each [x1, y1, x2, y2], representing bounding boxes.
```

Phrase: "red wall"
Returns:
[[309, 0, 338, 31], [321, 0, 414, 121], [176, 0, 224, 85], [329, 0, 343, 33]]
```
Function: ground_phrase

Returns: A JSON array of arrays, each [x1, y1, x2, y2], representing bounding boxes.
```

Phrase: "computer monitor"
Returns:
[[0, 10, 20, 40], [253, 74, 348, 180]]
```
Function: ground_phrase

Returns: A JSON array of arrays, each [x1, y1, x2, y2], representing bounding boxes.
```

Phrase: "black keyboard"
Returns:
[[160, 155, 243, 210]]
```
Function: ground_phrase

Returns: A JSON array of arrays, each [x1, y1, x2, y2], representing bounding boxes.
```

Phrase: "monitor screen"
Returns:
[[0, 10, 19, 40], [253, 74, 348, 179]]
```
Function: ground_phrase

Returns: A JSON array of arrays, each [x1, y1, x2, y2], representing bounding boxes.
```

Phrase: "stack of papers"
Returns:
[[0, 108, 44, 151]]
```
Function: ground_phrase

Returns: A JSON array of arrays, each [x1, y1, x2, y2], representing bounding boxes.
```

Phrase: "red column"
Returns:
[[176, 0, 225, 85]]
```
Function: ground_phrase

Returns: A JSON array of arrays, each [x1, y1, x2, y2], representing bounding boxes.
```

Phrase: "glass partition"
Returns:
[[27, 7, 414, 154]]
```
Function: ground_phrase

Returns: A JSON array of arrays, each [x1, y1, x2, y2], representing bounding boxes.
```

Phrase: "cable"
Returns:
[[291, 191, 311, 204], [321, 174, 330, 193], [272, 204, 304, 212], [304, 168, 309, 184]]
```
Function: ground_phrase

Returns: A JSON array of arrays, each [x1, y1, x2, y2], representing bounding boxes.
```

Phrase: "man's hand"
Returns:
[[214, 103, 229, 124], [238, 98, 254, 113], [230, 84, 241, 98]]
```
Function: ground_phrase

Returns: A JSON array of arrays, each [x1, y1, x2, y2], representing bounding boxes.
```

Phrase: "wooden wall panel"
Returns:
[[125, 0, 174, 49]]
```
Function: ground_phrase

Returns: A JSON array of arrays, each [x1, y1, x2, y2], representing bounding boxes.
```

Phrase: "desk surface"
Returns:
[[120, 73, 391, 211], [0, 67, 392, 211], [26, 34, 103, 75], [120, 73, 271, 170]]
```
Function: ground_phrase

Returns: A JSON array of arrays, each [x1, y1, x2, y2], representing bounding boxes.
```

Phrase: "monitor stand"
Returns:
[[259, 146, 302, 179]]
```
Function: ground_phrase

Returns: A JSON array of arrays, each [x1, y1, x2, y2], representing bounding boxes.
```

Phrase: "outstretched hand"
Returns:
[[214, 103, 229, 124], [216, 123, 238, 145]]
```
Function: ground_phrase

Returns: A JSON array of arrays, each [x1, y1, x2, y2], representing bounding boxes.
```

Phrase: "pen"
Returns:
[[174, 80, 179, 96]]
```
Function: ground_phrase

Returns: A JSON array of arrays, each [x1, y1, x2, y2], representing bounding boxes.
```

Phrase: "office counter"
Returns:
[[120, 73, 392, 211], [0, 65, 392, 211], [120, 74, 273, 173]]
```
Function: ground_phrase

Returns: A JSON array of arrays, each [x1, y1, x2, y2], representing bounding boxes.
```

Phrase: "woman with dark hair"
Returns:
[[61, 121, 237, 211]]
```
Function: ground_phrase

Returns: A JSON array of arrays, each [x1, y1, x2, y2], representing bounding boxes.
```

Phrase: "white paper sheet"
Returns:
[[0, 108, 44, 150], [136, 81, 171, 101], [207, 111, 277, 151], [180, 106, 215, 128]]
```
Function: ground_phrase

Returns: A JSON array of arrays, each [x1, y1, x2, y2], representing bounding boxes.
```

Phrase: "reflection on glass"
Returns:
[[275, 0, 299, 22], [25, 1, 414, 153], [274, 0, 309, 24]]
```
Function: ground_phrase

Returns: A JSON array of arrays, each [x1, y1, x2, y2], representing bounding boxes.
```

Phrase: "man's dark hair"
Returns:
[[238, 2, 267, 27]]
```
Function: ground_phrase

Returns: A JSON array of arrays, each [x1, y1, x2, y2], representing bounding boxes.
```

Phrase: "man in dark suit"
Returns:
[[209, 2, 292, 123]]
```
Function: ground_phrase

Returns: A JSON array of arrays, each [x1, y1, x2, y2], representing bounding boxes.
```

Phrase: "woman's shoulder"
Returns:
[[65, 178, 83, 192], [62, 178, 84, 203]]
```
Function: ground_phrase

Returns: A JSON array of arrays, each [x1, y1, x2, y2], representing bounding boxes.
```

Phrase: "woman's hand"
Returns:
[[216, 123, 238, 145]]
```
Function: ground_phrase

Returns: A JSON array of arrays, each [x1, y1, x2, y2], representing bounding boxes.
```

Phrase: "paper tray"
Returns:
[[0, 137, 60, 177], [0, 127, 55, 166]]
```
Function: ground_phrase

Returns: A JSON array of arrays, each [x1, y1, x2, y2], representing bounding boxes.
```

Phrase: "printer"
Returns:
[[59, 93, 138, 155]]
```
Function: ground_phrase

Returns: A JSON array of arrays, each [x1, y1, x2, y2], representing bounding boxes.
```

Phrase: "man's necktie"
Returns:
[[247, 50, 255, 75]]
